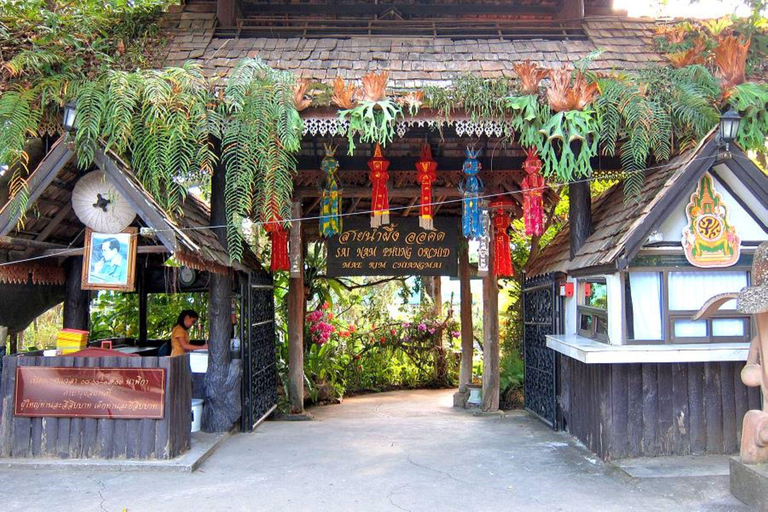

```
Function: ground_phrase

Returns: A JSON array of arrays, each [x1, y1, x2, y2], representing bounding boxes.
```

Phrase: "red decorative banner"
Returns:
[[491, 199, 514, 278], [14, 367, 166, 419], [415, 144, 437, 231], [265, 217, 290, 272], [522, 148, 545, 237], [368, 144, 390, 228]]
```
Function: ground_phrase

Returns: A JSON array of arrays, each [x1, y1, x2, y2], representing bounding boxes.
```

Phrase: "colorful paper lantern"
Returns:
[[264, 217, 290, 272], [491, 199, 514, 278], [460, 147, 484, 239], [368, 144, 390, 228], [415, 144, 438, 231], [320, 144, 342, 237], [477, 203, 491, 277], [522, 148, 546, 237]]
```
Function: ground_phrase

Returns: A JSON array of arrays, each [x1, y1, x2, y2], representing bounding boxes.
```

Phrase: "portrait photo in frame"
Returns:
[[81, 227, 138, 291]]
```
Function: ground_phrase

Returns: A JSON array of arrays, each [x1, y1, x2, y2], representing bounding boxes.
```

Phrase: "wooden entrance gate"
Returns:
[[522, 273, 562, 429], [240, 271, 278, 431]]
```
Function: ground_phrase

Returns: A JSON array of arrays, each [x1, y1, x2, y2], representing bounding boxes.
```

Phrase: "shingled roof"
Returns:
[[0, 137, 261, 275], [161, 8, 664, 88], [526, 131, 736, 277]]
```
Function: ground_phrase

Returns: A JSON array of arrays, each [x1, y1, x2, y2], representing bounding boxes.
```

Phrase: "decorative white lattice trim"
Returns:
[[301, 116, 508, 139]]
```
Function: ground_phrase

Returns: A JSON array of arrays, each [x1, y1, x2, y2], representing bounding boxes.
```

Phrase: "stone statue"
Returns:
[[694, 241, 768, 464]]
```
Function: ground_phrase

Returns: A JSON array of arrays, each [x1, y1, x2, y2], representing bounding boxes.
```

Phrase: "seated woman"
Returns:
[[171, 309, 208, 357]]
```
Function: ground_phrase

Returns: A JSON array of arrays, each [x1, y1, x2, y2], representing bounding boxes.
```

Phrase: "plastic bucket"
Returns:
[[191, 399, 204, 432]]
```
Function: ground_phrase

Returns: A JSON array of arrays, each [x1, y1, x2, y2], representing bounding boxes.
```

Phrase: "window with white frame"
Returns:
[[577, 278, 608, 342], [625, 269, 750, 343]]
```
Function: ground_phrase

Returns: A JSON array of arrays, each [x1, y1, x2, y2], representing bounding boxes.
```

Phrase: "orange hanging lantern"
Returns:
[[491, 199, 514, 278], [368, 144, 390, 228], [264, 217, 290, 272], [522, 147, 546, 237], [415, 143, 437, 230]]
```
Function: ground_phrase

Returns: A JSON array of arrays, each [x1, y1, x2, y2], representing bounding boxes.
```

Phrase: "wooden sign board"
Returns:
[[14, 367, 166, 419], [327, 217, 459, 277]]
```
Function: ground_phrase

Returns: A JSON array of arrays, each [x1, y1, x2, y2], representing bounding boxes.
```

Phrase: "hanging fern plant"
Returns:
[[337, 71, 402, 155], [506, 94, 549, 149], [728, 82, 768, 152], [221, 58, 303, 261], [71, 63, 216, 214], [339, 99, 402, 155], [538, 109, 599, 182]]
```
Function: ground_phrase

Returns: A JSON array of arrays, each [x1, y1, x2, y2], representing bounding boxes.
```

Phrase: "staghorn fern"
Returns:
[[728, 82, 768, 152], [338, 99, 402, 155], [506, 94, 549, 149]]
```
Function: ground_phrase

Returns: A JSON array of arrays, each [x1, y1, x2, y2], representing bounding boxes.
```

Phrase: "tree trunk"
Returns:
[[62, 257, 89, 331], [569, 180, 592, 260], [458, 242, 474, 393], [287, 202, 305, 414], [432, 275, 447, 385], [482, 231, 500, 412], [202, 160, 241, 432]]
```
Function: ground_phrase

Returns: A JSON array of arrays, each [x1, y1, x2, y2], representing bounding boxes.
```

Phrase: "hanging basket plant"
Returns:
[[337, 72, 403, 155]]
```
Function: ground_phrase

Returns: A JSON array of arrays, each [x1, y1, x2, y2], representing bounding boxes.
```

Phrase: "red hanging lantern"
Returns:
[[415, 143, 437, 230], [491, 199, 514, 278], [264, 217, 290, 272], [522, 147, 546, 237], [368, 143, 390, 228]]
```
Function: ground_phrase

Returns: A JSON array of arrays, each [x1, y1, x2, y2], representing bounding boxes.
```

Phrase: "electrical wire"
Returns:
[[0, 151, 733, 268]]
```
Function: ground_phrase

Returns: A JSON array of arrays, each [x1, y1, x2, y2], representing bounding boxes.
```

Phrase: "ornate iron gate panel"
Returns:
[[523, 273, 561, 429], [241, 271, 278, 432]]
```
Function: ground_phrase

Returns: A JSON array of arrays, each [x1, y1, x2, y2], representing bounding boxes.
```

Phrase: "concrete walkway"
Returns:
[[0, 389, 749, 511]]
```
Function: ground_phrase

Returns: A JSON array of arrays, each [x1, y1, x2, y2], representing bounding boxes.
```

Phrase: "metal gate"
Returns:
[[240, 271, 279, 432], [523, 273, 562, 429]]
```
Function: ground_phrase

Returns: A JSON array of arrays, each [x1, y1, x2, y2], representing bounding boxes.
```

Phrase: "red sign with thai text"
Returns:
[[14, 367, 166, 419]]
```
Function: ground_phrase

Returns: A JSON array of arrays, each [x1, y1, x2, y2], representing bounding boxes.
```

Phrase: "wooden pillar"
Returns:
[[569, 180, 592, 260], [556, 0, 584, 19], [137, 261, 147, 344], [458, 242, 473, 393], [202, 158, 241, 433], [287, 201, 305, 414], [482, 231, 500, 412], [62, 257, 89, 331], [217, 0, 237, 27]]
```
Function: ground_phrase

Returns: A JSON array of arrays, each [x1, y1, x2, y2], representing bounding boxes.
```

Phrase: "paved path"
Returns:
[[0, 389, 749, 511]]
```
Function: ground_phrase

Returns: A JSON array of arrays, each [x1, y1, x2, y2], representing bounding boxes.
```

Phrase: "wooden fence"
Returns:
[[0, 355, 191, 459], [558, 357, 762, 460]]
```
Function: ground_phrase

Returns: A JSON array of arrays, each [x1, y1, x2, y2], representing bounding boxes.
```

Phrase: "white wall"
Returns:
[[655, 170, 767, 245]]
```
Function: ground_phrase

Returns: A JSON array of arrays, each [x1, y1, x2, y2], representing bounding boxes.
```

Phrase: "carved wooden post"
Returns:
[[287, 201, 305, 414], [458, 241, 473, 393], [203, 158, 241, 432], [216, 0, 237, 27], [62, 257, 89, 330], [482, 229, 500, 412], [569, 181, 592, 259]]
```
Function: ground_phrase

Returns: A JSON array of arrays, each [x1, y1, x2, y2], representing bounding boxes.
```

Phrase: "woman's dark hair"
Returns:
[[174, 309, 199, 330]]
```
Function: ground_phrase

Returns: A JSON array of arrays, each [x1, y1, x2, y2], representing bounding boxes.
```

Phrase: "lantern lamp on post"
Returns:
[[718, 108, 741, 154], [63, 101, 78, 133]]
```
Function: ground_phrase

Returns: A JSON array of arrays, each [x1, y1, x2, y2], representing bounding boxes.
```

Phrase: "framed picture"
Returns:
[[81, 227, 138, 291]]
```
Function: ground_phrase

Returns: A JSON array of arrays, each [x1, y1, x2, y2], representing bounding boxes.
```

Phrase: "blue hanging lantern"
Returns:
[[320, 144, 342, 237], [460, 147, 484, 239]]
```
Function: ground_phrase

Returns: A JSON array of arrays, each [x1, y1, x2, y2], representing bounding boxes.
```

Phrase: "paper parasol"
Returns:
[[71, 171, 136, 233]]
